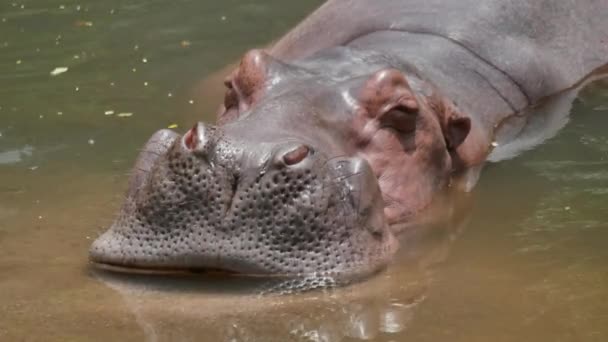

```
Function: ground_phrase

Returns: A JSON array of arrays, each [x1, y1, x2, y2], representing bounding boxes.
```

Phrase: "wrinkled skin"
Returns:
[[91, 0, 608, 283]]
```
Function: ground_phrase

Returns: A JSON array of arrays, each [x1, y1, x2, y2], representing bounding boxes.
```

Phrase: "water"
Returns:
[[1, 1, 607, 341]]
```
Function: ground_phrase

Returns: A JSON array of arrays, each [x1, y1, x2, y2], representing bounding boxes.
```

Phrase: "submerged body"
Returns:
[[90, 0, 608, 282]]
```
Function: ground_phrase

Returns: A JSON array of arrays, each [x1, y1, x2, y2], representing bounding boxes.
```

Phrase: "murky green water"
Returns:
[[1, 1, 607, 341]]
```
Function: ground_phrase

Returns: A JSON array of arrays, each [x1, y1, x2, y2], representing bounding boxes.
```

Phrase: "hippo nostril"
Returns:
[[183, 122, 208, 151], [283, 145, 310, 166], [184, 124, 198, 150]]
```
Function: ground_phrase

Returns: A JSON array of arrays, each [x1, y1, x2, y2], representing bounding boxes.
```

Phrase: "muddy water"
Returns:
[[1, 1, 607, 341]]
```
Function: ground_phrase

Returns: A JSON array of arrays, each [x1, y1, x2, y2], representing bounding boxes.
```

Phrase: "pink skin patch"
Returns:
[[184, 124, 198, 150]]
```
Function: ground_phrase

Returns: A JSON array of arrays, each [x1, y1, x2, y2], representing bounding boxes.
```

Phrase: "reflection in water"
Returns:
[[0, 145, 33, 165]]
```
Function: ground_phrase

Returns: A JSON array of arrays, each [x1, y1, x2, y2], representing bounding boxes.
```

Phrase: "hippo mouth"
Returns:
[[90, 124, 398, 281]]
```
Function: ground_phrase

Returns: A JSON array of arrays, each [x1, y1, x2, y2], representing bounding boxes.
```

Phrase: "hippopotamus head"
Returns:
[[90, 49, 471, 282]]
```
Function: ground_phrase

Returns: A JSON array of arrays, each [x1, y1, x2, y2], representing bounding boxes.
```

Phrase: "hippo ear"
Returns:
[[444, 114, 471, 150], [222, 49, 289, 114], [432, 98, 471, 150]]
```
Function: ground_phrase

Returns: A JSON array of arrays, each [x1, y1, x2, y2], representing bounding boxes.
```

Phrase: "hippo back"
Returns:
[[271, 0, 608, 105]]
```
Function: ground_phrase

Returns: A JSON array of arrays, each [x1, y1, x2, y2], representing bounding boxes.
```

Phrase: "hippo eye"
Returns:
[[223, 85, 239, 112], [381, 105, 417, 134]]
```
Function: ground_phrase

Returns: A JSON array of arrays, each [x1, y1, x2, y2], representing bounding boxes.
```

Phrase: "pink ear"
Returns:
[[226, 49, 286, 111], [358, 69, 419, 118], [445, 114, 471, 150]]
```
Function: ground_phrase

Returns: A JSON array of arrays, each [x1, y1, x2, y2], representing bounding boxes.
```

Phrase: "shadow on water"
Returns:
[[1, 1, 608, 341]]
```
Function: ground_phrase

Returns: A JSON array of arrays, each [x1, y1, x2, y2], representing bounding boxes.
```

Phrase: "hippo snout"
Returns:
[[90, 123, 398, 281]]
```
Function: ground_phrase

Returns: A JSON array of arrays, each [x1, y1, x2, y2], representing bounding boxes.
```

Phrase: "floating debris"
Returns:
[[144, 81, 148, 86], [221, 16, 227, 21], [57, 111, 63, 116], [75, 20, 93, 27], [188, 99, 194, 104], [167, 92, 173, 97], [180, 40, 191, 47], [29, 166, 38, 171], [132, 68, 137, 72], [593, 105, 608, 112], [142, 57, 148, 63], [59, 5, 65, 10], [50, 67, 69, 76], [88, 139, 95, 145], [168, 124, 178, 129], [117, 112, 133, 117], [16, 59, 22, 65], [564, 206, 571, 211], [491, 141, 499, 147], [104, 110, 114, 116], [75, 86, 79, 91]]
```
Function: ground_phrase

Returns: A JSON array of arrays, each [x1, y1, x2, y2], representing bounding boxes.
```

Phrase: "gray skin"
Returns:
[[90, 0, 608, 282]]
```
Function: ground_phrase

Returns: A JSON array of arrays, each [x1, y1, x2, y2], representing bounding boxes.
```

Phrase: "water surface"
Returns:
[[1, 1, 607, 341]]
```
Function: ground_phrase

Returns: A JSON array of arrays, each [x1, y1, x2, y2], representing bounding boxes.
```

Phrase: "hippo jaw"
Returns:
[[90, 124, 398, 281]]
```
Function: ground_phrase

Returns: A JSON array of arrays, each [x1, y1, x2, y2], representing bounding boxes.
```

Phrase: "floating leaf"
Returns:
[[167, 124, 178, 129], [75, 20, 93, 27]]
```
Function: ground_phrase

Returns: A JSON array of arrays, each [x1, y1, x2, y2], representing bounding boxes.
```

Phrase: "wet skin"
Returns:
[[90, 0, 608, 282]]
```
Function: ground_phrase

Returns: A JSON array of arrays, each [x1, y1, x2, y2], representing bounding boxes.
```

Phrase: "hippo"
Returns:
[[90, 0, 608, 284]]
